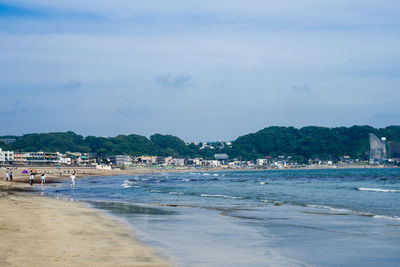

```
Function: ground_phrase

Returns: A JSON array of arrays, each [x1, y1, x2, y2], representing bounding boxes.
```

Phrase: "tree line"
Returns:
[[1, 125, 399, 161]]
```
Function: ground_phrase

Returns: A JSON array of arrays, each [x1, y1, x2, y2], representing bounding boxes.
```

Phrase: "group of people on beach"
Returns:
[[3, 168, 77, 187], [4, 170, 13, 182], [28, 170, 46, 186]]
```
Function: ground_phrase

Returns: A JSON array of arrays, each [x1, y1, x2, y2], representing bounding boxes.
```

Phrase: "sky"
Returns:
[[0, 1, 399, 142]]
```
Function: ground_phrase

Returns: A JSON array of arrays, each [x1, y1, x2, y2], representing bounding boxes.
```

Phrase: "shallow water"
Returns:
[[42, 168, 400, 266]]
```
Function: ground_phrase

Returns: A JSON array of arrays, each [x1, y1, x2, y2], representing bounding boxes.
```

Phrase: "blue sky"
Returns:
[[0, 1, 399, 141]]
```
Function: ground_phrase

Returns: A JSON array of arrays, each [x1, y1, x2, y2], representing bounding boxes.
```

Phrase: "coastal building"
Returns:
[[135, 156, 157, 165], [80, 153, 98, 165], [164, 156, 173, 165], [203, 160, 220, 167], [13, 152, 27, 165], [0, 148, 14, 165], [369, 133, 387, 164], [60, 157, 72, 165], [65, 152, 82, 165], [185, 158, 203, 166], [215, 153, 229, 165], [215, 153, 229, 160], [172, 158, 185, 166], [24, 152, 62, 165], [339, 155, 354, 164], [256, 159, 267, 166], [109, 155, 132, 166], [11, 151, 63, 165]]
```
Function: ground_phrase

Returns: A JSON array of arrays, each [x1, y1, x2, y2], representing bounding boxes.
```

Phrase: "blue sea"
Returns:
[[41, 168, 400, 266]]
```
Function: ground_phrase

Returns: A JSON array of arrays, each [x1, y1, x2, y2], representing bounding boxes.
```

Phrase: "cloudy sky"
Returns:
[[0, 1, 399, 141]]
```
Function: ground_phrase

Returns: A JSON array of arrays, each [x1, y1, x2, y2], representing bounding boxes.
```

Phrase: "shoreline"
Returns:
[[1, 164, 396, 184], [0, 181, 171, 266]]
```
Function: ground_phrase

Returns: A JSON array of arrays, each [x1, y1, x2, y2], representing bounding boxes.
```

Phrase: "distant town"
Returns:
[[0, 132, 399, 169]]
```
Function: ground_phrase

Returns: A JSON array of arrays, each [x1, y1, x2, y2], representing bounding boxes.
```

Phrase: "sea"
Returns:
[[39, 168, 400, 266]]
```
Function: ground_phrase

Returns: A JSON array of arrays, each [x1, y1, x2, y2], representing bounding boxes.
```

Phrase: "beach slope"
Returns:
[[0, 182, 170, 267]]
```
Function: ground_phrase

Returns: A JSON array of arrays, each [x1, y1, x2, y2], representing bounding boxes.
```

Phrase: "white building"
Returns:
[[60, 157, 72, 165], [0, 148, 14, 164], [256, 159, 266, 166], [172, 158, 185, 166], [109, 155, 132, 166], [204, 160, 220, 167], [24, 152, 62, 165], [192, 158, 203, 166]]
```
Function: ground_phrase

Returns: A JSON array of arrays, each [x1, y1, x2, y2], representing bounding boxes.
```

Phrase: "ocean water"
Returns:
[[42, 168, 400, 266]]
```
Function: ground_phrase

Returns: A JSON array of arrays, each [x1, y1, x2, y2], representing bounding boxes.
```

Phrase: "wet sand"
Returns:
[[0, 181, 170, 266]]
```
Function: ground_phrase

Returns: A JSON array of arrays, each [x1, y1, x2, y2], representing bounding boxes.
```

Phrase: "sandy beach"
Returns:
[[0, 181, 170, 267], [0, 165, 233, 184]]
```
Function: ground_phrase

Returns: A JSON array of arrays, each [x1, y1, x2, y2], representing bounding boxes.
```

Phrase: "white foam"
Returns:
[[259, 182, 267, 185], [305, 204, 400, 222], [200, 194, 244, 199], [261, 199, 284, 205], [373, 215, 400, 221], [260, 199, 400, 222], [357, 187, 400, 193], [122, 180, 140, 188], [123, 185, 139, 188], [169, 192, 184, 195], [306, 204, 351, 213]]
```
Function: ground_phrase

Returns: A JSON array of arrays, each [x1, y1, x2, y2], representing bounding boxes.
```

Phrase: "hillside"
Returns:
[[1, 125, 400, 160]]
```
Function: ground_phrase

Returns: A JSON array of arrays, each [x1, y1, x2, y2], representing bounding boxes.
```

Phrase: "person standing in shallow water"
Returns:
[[29, 170, 34, 186], [41, 173, 46, 185], [5, 170, 9, 181], [9, 171, 13, 182], [70, 173, 76, 188]]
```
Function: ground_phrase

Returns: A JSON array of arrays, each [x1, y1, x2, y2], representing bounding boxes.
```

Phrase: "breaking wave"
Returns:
[[356, 187, 400, 193]]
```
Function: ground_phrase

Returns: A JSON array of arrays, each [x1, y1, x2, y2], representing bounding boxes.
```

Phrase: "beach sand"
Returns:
[[0, 181, 170, 266], [0, 165, 230, 184]]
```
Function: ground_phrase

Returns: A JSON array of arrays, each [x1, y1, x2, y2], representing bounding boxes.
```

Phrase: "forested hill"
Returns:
[[1, 126, 400, 160], [229, 126, 400, 160]]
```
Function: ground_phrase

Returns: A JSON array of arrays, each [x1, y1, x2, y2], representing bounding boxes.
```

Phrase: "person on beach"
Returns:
[[5, 170, 9, 181], [70, 173, 76, 188], [29, 170, 35, 186], [9, 171, 13, 182], [41, 173, 46, 185]]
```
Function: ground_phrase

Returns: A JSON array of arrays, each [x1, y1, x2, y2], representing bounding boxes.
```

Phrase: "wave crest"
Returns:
[[356, 187, 400, 193]]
